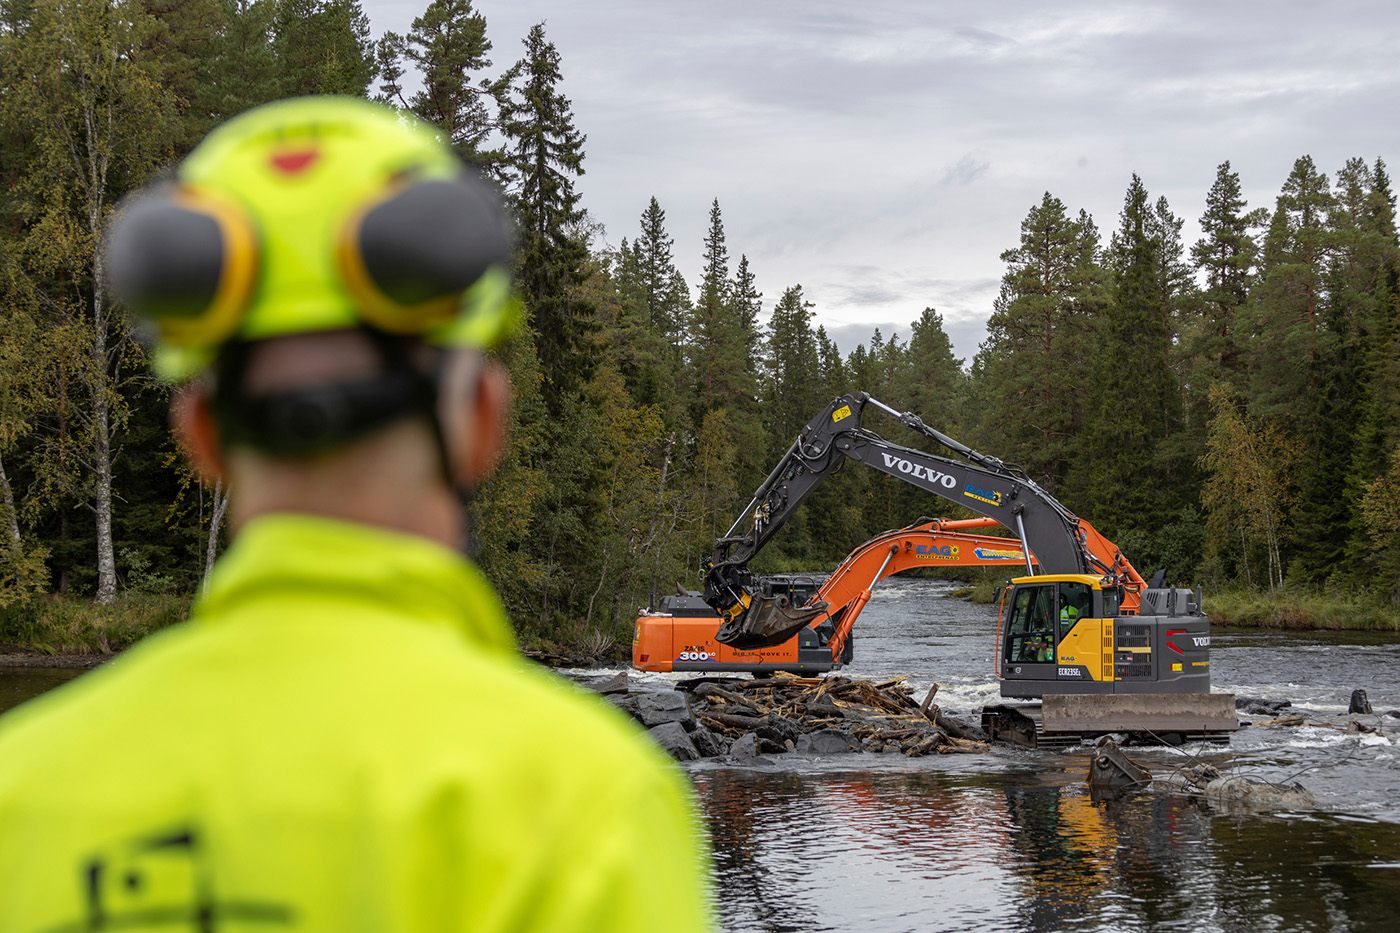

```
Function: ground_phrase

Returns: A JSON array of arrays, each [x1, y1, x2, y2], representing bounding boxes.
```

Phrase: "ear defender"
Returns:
[[338, 174, 512, 335], [106, 184, 259, 348]]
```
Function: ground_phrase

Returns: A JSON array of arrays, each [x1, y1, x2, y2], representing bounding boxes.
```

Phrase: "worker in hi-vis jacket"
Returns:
[[0, 96, 713, 932]]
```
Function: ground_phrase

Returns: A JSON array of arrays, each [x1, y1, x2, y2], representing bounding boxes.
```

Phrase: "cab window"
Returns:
[[1005, 584, 1054, 663], [1058, 581, 1093, 634]]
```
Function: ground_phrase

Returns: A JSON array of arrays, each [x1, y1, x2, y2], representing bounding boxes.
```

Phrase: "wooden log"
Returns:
[[921, 703, 969, 740], [700, 711, 767, 731], [918, 683, 940, 715], [740, 676, 824, 690], [695, 682, 756, 706]]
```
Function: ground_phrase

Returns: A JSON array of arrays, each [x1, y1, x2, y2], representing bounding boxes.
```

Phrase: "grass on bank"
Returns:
[[947, 579, 1400, 632], [1205, 588, 1400, 632], [0, 593, 193, 656]]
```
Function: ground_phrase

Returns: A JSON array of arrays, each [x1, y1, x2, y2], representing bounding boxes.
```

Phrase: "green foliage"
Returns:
[[375, 0, 503, 164], [499, 22, 595, 399], [976, 193, 1105, 489], [271, 0, 376, 98], [0, 592, 191, 654], [4, 0, 1400, 655], [1205, 587, 1400, 632]]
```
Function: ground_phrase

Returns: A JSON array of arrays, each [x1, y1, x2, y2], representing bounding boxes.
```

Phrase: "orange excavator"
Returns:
[[632, 392, 1238, 746], [633, 516, 1035, 674]]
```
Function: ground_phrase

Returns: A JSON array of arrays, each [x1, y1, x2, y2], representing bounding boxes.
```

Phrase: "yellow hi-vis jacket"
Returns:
[[0, 514, 714, 932]]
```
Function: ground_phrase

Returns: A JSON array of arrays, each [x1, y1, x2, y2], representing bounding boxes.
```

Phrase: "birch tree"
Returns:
[[0, 0, 179, 604], [1200, 384, 1299, 591]]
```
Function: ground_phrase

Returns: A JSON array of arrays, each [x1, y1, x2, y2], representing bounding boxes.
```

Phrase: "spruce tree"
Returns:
[[1074, 176, 1187, 532], [499, 22, 595, 398], [686, 199, 752, 421], [731, 254, 763, 373], [979, 193, 1105, 488], [763, 285, 822, 449], [636, 197, 686, 344], [1190, 161, 1265, 389], [1247, 155, 1335, 431]]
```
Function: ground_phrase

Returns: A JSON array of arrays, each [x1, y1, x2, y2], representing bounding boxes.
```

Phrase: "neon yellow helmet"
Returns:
[[108, 96, 519, 381]]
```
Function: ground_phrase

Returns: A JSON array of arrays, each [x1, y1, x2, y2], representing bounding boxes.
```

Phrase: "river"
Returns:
[[3, 580, 1399, 931], [631, 578, 1400, 932]]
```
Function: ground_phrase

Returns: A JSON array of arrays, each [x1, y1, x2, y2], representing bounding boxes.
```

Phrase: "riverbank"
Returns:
[[952, 579, 1400, 632], [0, 593, 191, 661]]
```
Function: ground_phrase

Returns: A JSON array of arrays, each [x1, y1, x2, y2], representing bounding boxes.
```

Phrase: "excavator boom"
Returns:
[[632, 519, 1033, 674]]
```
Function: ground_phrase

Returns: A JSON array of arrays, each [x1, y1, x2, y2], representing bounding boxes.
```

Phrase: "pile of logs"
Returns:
[[653, 672, 988, 759]]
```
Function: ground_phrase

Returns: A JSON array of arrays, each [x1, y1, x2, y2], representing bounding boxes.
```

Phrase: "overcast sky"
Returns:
[[363, 1, 1400, 364]]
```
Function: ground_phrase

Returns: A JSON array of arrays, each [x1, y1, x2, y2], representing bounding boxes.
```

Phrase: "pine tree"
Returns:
[[374, 0, 503, 164], [272, 0, 376, 98], [499, 22, 595, 399], [191, 0, 279, 130]]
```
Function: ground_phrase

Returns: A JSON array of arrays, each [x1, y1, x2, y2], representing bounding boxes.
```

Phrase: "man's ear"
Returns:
[[171, 382, 228, 484], [442, 356, 510, 489]]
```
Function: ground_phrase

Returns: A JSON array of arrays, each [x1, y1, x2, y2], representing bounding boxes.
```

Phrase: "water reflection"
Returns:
[[697, 768, 1400, 932]]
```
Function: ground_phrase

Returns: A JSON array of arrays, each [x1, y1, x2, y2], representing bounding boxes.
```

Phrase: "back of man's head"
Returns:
[[106, 97, 518, 542]]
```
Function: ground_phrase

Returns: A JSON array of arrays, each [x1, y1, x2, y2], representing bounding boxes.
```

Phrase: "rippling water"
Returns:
[[651, 578, 1400, 931]]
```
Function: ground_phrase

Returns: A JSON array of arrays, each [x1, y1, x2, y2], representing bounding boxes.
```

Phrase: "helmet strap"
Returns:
[[211, 328, 452, 481]]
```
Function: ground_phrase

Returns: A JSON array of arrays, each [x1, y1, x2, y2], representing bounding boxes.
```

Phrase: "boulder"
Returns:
[[795, 729, 861, 755], [689, 725, 730, 758], [1349, 689, 1373, 714], [636, 690, 692, 728], [648, 721, 699, 762], [588, 671, 630, 695], [1203, 775, 1315, 808], [1236, 697, 1292, 716], [756, 712, 800, 747], [728, 733, 763, 758], [606, 694, 641, 721]]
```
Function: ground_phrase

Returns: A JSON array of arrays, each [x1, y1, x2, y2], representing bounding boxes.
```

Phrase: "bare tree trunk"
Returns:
[[0, 454, 21, 552], [203, 479, 230, 593], [91, 232, 118, 606]]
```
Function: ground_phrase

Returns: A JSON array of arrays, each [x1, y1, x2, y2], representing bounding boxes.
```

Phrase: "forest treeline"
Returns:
[[2, 0, 1399, 649]]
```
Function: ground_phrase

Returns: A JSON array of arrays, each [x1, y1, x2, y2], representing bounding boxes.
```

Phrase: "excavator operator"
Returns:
[[0, 97, 712, 932]]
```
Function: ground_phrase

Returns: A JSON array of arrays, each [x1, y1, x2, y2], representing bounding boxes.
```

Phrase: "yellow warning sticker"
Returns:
[[1171, 663, 1182, 672], [832, 405, 852, 423]]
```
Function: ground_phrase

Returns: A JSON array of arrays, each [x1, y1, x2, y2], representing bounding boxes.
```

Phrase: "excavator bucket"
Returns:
[[714, 594, 831, 650]]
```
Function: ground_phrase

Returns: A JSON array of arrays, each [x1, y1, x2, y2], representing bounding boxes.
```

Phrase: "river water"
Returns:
[[3, 581, 1399, 931], [631, 579, 1400, 932]]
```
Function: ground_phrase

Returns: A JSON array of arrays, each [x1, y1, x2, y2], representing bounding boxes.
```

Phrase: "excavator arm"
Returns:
[[808, 517, 1037, 663], [704, 393, 1145, 649]]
